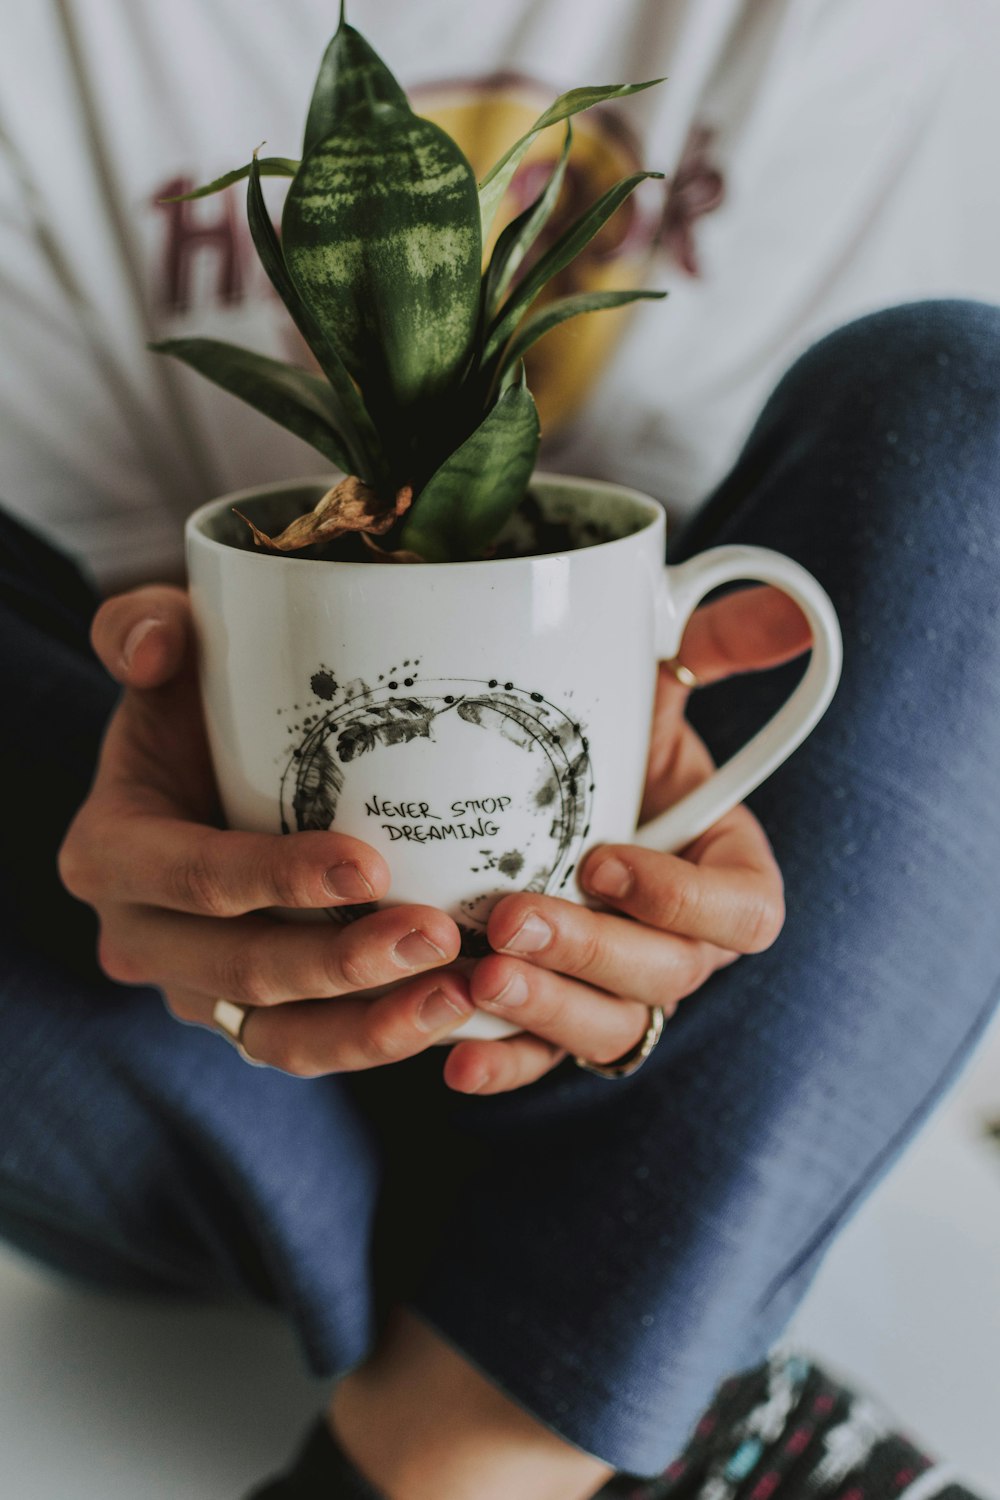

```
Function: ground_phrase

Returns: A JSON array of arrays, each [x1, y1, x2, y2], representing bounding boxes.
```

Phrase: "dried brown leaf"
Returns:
[[235, 478, 413, 553]]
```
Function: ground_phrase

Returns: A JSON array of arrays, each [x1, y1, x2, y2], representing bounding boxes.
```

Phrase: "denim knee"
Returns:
[[722, 299, 1000, 583], [675, 298, 1000, 579], [677, 297, 1000, 779], [790, 296, 1000, 397], [779, 305, 1000, 710], [779, 299, 1000, 514]]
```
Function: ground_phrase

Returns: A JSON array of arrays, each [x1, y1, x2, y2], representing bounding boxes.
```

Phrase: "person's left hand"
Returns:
[[442, 584, 812, 1095]]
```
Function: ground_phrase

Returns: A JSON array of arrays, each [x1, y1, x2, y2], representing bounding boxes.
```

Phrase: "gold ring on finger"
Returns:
[[212, 998, 265, 1067], [574, 1004, 665, 1080], [665, 657, 701, 690]]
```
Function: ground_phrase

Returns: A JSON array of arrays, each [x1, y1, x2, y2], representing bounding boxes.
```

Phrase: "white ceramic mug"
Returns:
[[187, 474, 842, 1041]]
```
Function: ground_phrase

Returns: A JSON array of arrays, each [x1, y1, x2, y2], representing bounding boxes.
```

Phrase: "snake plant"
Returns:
[[153, 6, 666, 562]]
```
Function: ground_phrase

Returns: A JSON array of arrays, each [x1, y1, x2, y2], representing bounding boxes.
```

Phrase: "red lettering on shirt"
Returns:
[[151, 176, 245, 313]]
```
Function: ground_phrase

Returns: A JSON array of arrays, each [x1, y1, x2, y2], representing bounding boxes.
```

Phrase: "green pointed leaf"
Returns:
[[484, 171, 663, 365], [160, 158, 298, 202], [478, 78, 664, 242], [303, 20, 409, 154], [150, 338, 356, 472], [483, 123, 572, 319], [399, 376, 539, 561], [497, 287, 667, 377], [246, 156, 381, 481], [283, 108, 481, 412]]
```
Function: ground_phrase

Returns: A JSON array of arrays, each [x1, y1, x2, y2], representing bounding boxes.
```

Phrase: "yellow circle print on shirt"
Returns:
[[413, 74, 666, 434]]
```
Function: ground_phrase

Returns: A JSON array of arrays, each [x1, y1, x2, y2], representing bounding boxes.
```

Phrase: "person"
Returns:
[[1, 3, 998, 1498]]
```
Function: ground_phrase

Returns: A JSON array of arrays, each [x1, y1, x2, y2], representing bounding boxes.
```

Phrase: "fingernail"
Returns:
[[393, 929, 447, 969], [324, 861, 375, 900], [460, 1072, 491, 1094], [121, 618, 158, 672], [480, 971, 528, 1008], [416, 987, 470, 1032], [587, 855, 633, 900], [501, 912, 552, 954]]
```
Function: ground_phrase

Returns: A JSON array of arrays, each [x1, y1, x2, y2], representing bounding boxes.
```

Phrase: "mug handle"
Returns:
[[633, 544, 843, 854]]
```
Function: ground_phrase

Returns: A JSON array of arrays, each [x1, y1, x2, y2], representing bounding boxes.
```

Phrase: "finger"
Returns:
[[162, 983, 229, 1027], [62, 814, 392, 916], [677, 584, 813, 686], [235, 969, 474, 1075], [162, 966, 474, 1071], [443, 1032, 565, 1096], [487, 893, 728, 1008], [641, 673, 719, 797], [100, 903, 461, 1005], [579, 818, 785, 953], [469, 954, 650, 1064], [91, 585, 190, 688]]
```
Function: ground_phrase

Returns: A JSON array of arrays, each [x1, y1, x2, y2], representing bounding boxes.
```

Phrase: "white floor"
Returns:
[[2, 1015, 999, 1500]]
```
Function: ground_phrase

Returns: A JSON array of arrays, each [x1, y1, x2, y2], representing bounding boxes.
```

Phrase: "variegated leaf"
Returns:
[[399, 372, 539, 562], [246, 155, 382, 483], [497, 287, 667, 381], [483, 171, 663, 365], [483, 124, 572, 319], [283, 109, 482, 413], [303, 17, 409, 153], [150, 338, 355, 472], [477, 78, 664, 242], [160, 157, 299, 203]]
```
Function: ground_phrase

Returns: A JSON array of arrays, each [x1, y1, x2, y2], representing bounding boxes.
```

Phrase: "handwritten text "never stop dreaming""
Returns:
[[366, 794, 512, 843]]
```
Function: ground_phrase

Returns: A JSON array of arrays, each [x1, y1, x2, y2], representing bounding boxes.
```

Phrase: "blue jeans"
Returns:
[[1, 302, 998, 1476]]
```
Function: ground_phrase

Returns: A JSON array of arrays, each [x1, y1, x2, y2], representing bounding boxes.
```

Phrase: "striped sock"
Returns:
[[608, 1355, 986, 1500]]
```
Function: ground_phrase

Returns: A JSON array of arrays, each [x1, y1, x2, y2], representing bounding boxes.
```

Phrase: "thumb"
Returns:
[[678, 585, 813, 686], [91, 584, 191, 689]]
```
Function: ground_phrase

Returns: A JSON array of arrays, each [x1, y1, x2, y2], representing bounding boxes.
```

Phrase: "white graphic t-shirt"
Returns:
[[1, 0, 998, 586]]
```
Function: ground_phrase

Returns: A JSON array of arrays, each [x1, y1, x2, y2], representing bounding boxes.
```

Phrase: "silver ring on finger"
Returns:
[[213, 998, 265, 1067], [574, 1004, 665, 1080]]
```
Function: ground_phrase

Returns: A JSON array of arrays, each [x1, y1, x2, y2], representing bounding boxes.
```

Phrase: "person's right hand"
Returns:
[[58, 586, 474, 1072]]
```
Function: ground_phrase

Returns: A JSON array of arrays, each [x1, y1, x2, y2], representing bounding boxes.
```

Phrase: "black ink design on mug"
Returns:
[[279, 670, 593, 952]]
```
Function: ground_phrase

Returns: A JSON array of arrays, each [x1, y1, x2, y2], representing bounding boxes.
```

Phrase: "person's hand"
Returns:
[[58, 586, 475, 1072], [442, 585, 812, 1095]]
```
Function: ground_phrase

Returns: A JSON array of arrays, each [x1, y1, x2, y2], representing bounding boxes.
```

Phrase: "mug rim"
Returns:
[[185, 471, 665, 573]]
